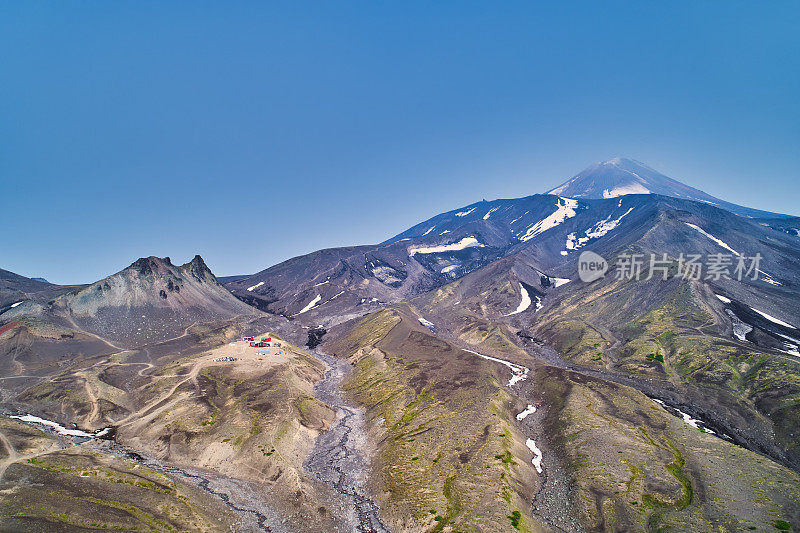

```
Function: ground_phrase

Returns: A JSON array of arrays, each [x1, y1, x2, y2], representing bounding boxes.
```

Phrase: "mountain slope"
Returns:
[[0, 268, 74, 311], [4, 255, 260, 347], [547, 157, 792, 219], [225, 194, 582, 323], [323, 306, 800, 531], [756, 216, 800, 237], [403, 196, 800, 473]]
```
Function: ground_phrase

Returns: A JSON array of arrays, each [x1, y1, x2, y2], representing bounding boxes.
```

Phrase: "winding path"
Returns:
[[112, 357, 206, 429], [0, 427, 59, 481], [0, 428, 19, 480]]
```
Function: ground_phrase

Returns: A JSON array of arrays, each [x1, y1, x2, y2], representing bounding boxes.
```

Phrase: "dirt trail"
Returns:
[[0, 429, 19, 479], [304, 351, 389, 533], [0, 427, 59, 481], [150, 322, 198, 346], [64, 313, 124, 352], [113, 359, 203, 429], [81, 374, 100, 427]]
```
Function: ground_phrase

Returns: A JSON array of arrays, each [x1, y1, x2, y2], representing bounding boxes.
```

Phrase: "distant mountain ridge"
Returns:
[[0, 268, 74, 311], [547, 157, 792, 219], [224, 158, 799, 328]]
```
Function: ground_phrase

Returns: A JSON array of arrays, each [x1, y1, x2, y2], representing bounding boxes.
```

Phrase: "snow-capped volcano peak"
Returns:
[[548, 158, 682, 199], [547, 158, 790, 219]]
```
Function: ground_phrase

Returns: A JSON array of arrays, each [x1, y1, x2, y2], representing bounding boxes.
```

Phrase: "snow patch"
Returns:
[[10, 414, 95, 438], [246, 281, 264, 292], [526, 439, 543, 473], [725, 310, 752, 342], [504, 283, 531, 316], [297, 295, 322, 315], [751, 308, 796, 329], [602, 183, 650, 198], [483, 207, 499, 220], [781, 343, 800, 357], [684, 223, 781, 285], [678, 410, 702, 430], [552, 277, 571, 288], [465, 349, 529, 386], [684, 223, 738, 255], [408, 237, 484, 256], [418, 317, 435, 329], [715, 294, 731, 304], [9, 301, 24, 308], [775, 332, 800, 345], [516, 404, 537, 421], [441, 265, 458, 273], [422, 226, 436, 236], [652, 399, 715, 434], [509, 211, 529, 225], [520, 197, 578, 242], [584, 207, 634, 240], [455, 207, 476, 217], [562, 207, 634, 254]]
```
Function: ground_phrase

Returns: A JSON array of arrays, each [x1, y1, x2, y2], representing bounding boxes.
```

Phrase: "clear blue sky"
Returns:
[[2, 2, 798, 284]]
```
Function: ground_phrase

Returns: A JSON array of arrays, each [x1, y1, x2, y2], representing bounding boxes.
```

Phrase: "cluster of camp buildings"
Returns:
[[239, 336, 288, 356], [243, 336, 282, 348], [214, 356, 238, 362]]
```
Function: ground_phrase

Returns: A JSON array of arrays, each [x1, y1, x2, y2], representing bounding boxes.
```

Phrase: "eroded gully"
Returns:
[[303, 350, 389, 533]]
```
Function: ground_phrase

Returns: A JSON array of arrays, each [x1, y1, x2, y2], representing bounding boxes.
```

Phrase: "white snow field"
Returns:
[[418, 317, 435, 329], [601, 182, 650, 198], [652, 399, 715, 435], [504, 283, 531, 316], [526, 439, 544, 473], [751, 308, 796, 329], [297, 294, 322, 315], [684, 223, 738, 255], [564, 207, 634, 253], [246, 281, 264, 292], [516, 404, 537, 421], [408, 237, 484, 256], [520, 197, 578, 242], [464, 349, 529, 386], [684, 222, 782, 285], [10, 414, 94, 438]]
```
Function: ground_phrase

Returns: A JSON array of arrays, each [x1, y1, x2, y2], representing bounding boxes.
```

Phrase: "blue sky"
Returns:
[[2, 2, 798, 284]]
